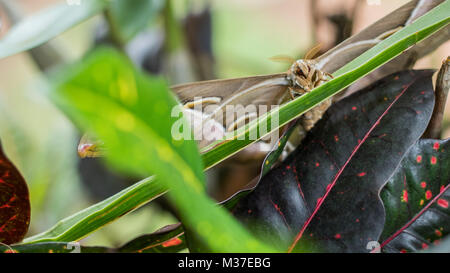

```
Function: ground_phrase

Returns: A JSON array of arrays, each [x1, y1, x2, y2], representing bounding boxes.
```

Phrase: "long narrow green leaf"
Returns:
[[23, 176, 166, 243], [201, 0, 450, 170], [0, 0, 106, 59]]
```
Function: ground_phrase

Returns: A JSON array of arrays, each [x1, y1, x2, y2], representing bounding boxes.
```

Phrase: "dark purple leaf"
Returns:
[[220, 120, 300, 211], [0, 141, 30, 245], [232, 70, 435, 252], [380, 138, 450, 253], [118, 223, 186, 253]]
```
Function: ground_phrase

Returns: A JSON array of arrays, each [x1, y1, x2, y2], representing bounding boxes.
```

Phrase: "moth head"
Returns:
[[286, 59, 332, 98]]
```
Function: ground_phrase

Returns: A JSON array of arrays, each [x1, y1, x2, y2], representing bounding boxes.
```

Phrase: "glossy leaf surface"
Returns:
[[232, 70, 435, 252], [380, 139, 450, 253], [0, 141, 30, 245]]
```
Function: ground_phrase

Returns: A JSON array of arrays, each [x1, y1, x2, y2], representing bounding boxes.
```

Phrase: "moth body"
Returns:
[[287, 59, 333, 131]]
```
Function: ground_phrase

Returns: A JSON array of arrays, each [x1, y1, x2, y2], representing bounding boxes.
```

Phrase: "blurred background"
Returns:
[[0, 0, 448, 248]]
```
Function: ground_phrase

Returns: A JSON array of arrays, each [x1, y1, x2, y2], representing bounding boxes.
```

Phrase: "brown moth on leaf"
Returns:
[[77, 0, 448, 160]]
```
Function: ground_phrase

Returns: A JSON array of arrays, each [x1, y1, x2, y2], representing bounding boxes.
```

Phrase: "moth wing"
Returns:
[[316, 0, 446, 74], [172, 73, 290, 149]]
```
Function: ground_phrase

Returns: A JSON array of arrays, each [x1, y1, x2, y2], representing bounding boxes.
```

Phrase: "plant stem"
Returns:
[[423, 56, 450, 139], [103, 8, 124, 50]]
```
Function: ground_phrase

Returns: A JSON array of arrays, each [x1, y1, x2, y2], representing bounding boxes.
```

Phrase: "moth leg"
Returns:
[[288, 87, 297, 100]]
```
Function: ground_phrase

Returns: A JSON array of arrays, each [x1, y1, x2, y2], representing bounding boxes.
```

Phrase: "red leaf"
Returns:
[[0, 141, 30, 245]]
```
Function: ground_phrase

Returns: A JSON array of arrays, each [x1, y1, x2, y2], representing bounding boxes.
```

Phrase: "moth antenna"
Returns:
[[304, 43, 322, 60], [288, 87, 296, 100], [269, 55, 296, 64]]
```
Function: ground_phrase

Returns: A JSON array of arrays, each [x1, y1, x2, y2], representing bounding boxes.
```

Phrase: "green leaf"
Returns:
[[380, 138, 450, 253], [107, 0, 163, 42], [23, 176, 166, 243], [201, 1, 450, 170], [219, 121, 301, 211], [0, 0, 106, 59], [0, 140, 30, 244], [50, 47, 273, 252]]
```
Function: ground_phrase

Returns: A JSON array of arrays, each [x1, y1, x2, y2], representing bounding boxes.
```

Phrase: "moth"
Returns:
[[174, 44, 333, 152], [78, 0, 447, 158]]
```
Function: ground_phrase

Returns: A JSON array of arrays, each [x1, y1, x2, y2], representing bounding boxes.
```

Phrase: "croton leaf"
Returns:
[[118, 223, 186, 253], [220, 120, 300, 211], [0, 141, 30, 245], [379, 138, 450, 253], [231, 70, 435, 252]]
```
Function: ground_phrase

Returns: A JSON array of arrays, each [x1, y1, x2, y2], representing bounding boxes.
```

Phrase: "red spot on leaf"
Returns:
[[420, 182, 427, 189], [416, 155, 422, 163], [334, 135, 339, 142], [315, 162, 320, 167], [401, 190, 408, 203], [162, 237, 182, 248], [425, 190, 432, 200], [400, 249, 407, 253], [437, 199, 448, 208], [435, 230, 442, 237], [441, 185, 445, 193], [352, 106, 357, 111], [422, 243, 428, 249], [334, 234, 341, 239], [357, 172, 366, 177], [431, 156, 437, 165], [433, 142, 440, 150]]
